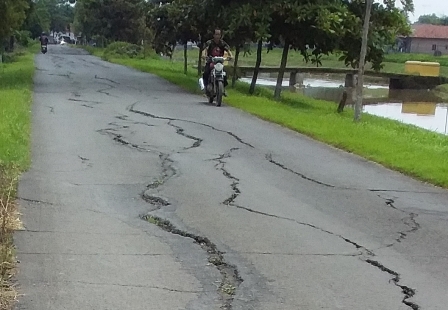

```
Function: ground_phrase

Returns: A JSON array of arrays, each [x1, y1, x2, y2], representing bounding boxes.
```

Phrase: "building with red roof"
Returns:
[[402, 24, 448, 54]]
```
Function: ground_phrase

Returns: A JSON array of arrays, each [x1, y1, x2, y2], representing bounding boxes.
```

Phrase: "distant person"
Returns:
[[40, 33, 49, 46], [243, 42, 252, 57]]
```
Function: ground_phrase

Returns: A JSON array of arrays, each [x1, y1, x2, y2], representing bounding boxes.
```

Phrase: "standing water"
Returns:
[[240, 74, 448, 135]]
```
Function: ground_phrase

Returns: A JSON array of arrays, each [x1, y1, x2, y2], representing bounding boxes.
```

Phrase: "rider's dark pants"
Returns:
[[203, 62, 228, 88]]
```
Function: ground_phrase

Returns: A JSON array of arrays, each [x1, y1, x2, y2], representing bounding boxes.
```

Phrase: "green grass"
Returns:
[[0, 43, 37, 310], [82, 46, 448, 188], [433, 84, 448, 101], [0, 44, 37, 169], [384, 53, 448, 66]]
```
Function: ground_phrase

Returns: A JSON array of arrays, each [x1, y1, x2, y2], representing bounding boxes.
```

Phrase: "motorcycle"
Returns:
[[41, 44, 48, 54], [198, 56, 231, 107]]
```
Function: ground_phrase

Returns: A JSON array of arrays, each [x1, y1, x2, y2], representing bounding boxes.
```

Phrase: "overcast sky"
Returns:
[[406, 0, 448, 22]]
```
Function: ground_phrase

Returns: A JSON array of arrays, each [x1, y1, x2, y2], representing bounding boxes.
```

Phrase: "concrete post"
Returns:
[[345, 74, 355, 87], [289, 71, 304, 92], [289, 71, 297, 87], [389, 78, 401, 90]]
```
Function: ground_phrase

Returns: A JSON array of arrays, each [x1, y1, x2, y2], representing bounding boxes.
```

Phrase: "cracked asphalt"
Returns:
[[15, 45, 448, 310]]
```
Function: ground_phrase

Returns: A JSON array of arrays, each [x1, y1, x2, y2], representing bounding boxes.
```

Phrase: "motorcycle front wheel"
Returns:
[[216, 81, 223, 107]]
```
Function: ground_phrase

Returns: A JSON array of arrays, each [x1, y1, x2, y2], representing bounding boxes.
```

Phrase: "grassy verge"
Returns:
[[82, 46, 448, 188], [433, 84, 448, 101], [0, 44, 37, 309]]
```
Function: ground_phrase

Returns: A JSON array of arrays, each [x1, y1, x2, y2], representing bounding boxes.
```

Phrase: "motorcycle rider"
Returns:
[[201, 29, 233, 96], [40, 32, 49, 46]]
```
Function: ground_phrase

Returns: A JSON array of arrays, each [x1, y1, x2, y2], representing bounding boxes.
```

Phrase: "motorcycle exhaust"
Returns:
[[198, 78, 205, 91]]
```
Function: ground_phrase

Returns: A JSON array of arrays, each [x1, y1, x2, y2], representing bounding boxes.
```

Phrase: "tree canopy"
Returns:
[[67, 0, 414, 74], [74, 0, 146, 43], [2, 0, 414, 100], [0, 0, 29, 43], [22, 0, 75, 38], [417, 14, 448, 26]]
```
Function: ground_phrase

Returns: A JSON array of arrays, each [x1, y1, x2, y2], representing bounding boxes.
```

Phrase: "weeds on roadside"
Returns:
[[0, 165, 22, 310], [0, 44, 35, 310]]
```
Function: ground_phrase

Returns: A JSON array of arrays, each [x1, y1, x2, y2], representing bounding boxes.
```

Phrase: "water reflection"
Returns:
[[401, 102, 436, 115], [240, 76, 448, 135], [239, 76, 388, 90], [362, 89, 448, 135], [364, 103, 448, 135]]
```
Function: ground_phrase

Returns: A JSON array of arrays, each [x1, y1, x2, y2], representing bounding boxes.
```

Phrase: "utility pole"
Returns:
[[354, 0, 373, 122]]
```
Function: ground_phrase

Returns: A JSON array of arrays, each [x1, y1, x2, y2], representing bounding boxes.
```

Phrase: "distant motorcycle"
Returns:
[[199, 56, 231, 107], [41, 44, 47, 54]]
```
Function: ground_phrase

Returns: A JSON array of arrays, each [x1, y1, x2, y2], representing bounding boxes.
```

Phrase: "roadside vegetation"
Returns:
[[81, 43, 448, 77], [81, 43, 448, 189], [0, 44, 37, 309], [433, 84, 448, 101], [169, 48, 448, 77]]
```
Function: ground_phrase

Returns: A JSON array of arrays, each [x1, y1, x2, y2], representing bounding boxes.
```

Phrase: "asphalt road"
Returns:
[[15, 45, 448, 310]]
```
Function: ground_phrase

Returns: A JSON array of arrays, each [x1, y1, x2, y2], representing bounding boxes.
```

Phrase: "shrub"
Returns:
[[101, 41, 159, 61], [104, 41, 143, 58], [14, 30, 31, 47]]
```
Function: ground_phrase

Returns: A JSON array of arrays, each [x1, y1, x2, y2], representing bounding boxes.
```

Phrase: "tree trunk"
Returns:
[[0, 37, 4, 63], [249, 40, 263, 95], [183, 43, 188, 75], [274, 40, 290, 101], [354, 0, 373, 122], [197, 45, 202, 76], [9, 36, 14, 52], [232, 45, 240, 88]]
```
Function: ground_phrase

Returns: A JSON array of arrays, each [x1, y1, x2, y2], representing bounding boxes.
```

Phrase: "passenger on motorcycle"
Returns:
[[201, 29, 233, 95]]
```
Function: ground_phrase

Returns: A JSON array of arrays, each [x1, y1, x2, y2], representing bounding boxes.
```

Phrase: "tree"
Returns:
[[338, 1, 412, 72], [225, 1, 271, 92], [20, 0, 75, 40], [74, 0, 99, 42], [148, 0, 222, 73], [147, 2, 178, 58], [164, 0, 204, 74], [0, 0, 28, 55], [21, 0, 47, 39], [268, 0, 354, 100], [74, 0, 147, 44], [348, 0, 413, 121], [417, 13, 448, 25], [49, 0, 75, 34], [26, 1, 50, 37], [354, 0, 373, 122]]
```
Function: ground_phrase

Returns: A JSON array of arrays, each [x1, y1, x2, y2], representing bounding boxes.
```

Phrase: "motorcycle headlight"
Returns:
[[215, 63, 224, 71]]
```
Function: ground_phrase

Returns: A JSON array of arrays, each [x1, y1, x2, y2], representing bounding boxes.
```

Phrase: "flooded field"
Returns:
[[240, 74, 448, 135]]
